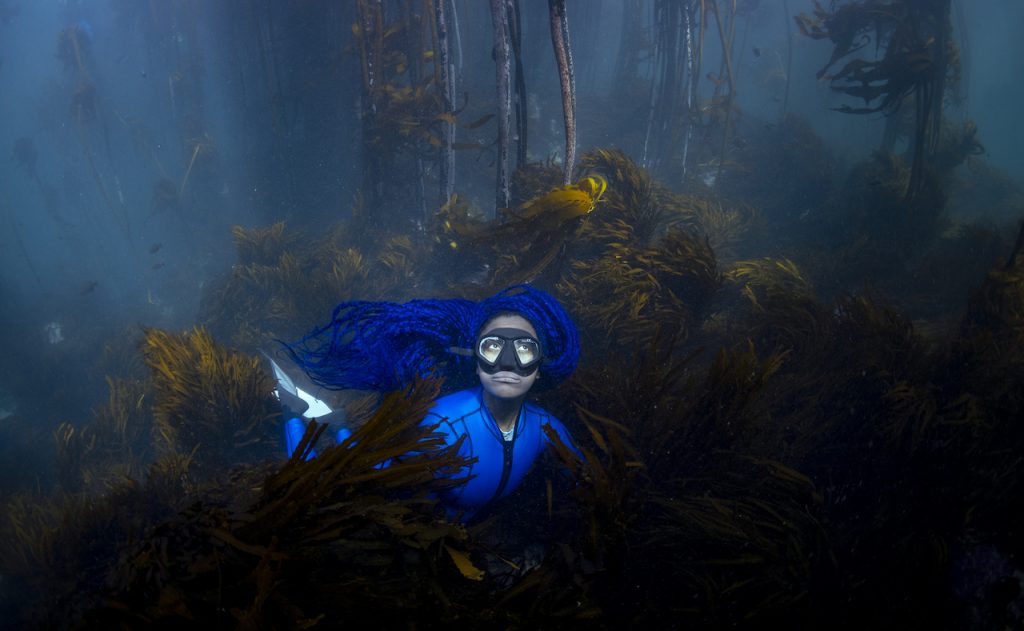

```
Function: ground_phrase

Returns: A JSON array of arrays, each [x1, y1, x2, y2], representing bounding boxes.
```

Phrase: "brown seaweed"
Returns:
[[796, 0, 956, 199], [142, 327, 279, 476]]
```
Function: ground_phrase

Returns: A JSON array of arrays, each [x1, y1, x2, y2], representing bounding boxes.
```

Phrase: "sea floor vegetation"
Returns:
[[2, 127, 1023, 629]]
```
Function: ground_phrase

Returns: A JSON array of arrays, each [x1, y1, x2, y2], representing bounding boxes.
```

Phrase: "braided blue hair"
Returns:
[[284, 285, 579, 392]]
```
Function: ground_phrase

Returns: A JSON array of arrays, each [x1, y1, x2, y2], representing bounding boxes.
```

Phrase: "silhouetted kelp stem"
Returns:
[[612, 0, 645, 90], [248, 0, 285, 134], [641, 1, 706, 178], [782, 0, 792, 113], [681, 3, 697, 177], [3, 200, 43, 289], [434, 0, 455, 204], [797, 0, 955, 201], [356, 0, 383, 114], [642, 0, 682, 173], [508, 0, 528, 169], [709, 0, 736, 186], [356, 0, 385, 210], [1006, 219, 1024, 271], [401, 1, 428, 225], [548, 0, 576, 186], [490, 0, 512, 212], [448, 0, 464, 87]]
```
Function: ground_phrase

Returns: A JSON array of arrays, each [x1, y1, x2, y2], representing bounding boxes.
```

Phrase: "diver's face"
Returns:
[[476, 314, 539, 400]]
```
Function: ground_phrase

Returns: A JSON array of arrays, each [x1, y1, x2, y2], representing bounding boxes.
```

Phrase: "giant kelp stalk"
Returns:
[[350, 0, 450, 224], [796, 0, 955, 199], [401, 1, 429, 224], [642, 0, 692, 174], [247, 0, 287, 135], [356, 0, 386, 211], [711, 0, 739, 181], [782, 0, 794, 112], [681, 1, 699, 175], [548, 0, 576, 185], [638, 0, 741, 184], [0, 197, 43, 289], [434, 0, 455, 205], [12, 137, 47, 197], [490, 0, 513, 212], [508, 0, 528, 169], [612, 0, 647, 91], [59, 23, 130, 235]]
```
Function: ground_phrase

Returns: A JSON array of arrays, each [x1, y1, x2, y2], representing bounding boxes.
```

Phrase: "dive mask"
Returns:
[[474, 327, 542, 376]]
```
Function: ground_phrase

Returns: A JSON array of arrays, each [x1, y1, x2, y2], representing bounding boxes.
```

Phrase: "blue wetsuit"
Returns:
[[423, 387, 575, 520], [283, 387, 576, 520]]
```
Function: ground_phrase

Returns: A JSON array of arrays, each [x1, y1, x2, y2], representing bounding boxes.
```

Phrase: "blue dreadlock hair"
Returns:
[[284, 285, 579, 392]]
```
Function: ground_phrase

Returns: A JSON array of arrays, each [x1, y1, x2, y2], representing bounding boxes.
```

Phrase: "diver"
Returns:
[[279, 284, 581, 523]]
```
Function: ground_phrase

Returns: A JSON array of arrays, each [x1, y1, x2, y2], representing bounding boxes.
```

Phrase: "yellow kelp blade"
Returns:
[[444, 544, 485, 580], [513, 174, 607, 224]]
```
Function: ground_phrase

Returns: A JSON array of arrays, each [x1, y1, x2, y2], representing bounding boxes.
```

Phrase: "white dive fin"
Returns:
[[295, 386, 333, 419], [264, 352, 334, 418]]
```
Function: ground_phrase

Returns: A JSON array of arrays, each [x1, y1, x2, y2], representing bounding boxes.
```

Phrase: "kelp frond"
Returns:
[[578, 148, 669, 247], [54, 377, 153, 494], [142, 327, 277, 476], [726, 257, 811, 295], [506, 174, 606, 223], [560, 228, 719, 351], [435, 176, 608, 288], [682, 196, 758, 263], [637, 453, 826, 624], [232, 222, 300, 267], [247, 378, 464, 543], [510, 161, 565, 207], [94, 379, 476, 627], [714, 258, 832, 361], [0, 455, 196, 628]]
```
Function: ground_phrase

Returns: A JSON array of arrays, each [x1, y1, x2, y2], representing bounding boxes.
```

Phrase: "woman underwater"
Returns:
[[283, 284, 580, 522]]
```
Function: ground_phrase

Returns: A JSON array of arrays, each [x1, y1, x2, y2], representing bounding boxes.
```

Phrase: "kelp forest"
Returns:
[[1, 0, 1023, 628]]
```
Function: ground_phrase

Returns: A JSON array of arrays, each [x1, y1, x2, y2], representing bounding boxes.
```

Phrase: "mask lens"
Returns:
[[477, 336, 505, 365], [514, 339, 539, 366]]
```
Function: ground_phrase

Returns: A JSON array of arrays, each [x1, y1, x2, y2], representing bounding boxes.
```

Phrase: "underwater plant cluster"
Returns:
[[1, 0, 1023, 628], [1, 137, 1022, 628]]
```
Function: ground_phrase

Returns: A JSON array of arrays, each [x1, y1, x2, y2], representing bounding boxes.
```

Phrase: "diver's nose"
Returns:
[[496, 344, 518, 371]]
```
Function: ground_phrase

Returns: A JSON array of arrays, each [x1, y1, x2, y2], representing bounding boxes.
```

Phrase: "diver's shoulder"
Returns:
[[522, 399, 555, 420], [428, 387, 483, 419]]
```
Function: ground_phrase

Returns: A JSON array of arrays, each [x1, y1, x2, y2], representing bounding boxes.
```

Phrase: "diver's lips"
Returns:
[[490, 375, 521, 384]]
